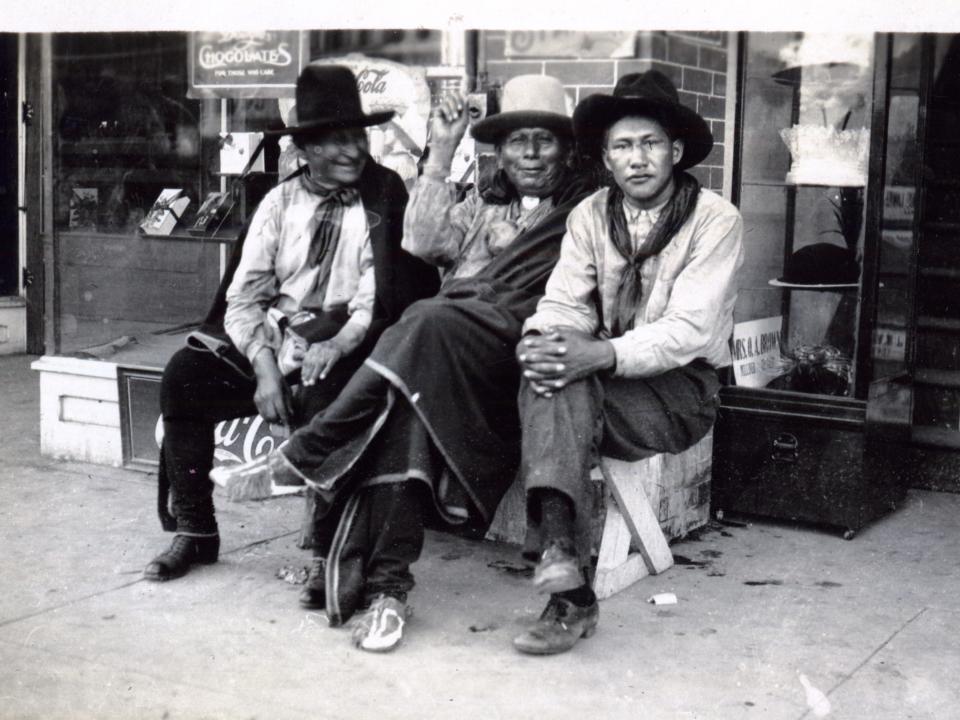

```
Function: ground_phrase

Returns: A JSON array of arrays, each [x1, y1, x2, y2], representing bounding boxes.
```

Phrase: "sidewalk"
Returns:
[[1, 353, 958, 720]]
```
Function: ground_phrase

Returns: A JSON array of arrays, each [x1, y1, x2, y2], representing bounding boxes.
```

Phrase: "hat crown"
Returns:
[[612, 70, 680, 105], [296, 65, 365, 127], [498, 74, 570, 117]]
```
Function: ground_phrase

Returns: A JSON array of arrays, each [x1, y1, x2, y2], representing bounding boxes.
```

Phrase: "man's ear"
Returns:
[[672, 139, 685, 165]]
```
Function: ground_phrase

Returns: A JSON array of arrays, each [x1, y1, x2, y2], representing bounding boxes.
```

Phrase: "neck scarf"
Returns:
[[300, 171, 359, 310], [606, 171, 700, 335]]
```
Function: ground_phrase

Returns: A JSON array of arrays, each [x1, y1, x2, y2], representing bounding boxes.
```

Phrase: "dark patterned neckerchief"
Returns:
[[605, 171, 700, 335], [300, 171, 360, 309]]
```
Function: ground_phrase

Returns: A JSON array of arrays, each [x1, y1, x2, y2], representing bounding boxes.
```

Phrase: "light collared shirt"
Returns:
[[403, 171, 554, 284], [224, 174, 375, 363], [523, 186, 744, 378]]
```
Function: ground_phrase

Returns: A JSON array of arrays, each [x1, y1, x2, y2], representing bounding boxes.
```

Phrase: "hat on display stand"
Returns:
[[768, 242, 860, 289]]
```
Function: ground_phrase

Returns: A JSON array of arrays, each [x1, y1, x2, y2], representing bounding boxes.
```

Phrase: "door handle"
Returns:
[[771, 433, 798, 463]]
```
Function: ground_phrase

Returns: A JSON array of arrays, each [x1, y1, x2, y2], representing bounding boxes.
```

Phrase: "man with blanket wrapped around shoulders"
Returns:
[[213, 75, 598, 652], [512, 70, 744, 655]]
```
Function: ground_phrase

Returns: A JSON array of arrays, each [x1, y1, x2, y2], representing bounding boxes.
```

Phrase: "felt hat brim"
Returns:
[[573, 95, 713, 169], [768, 279, 858, 290], [471, 110, 573, 145], [266, 110, 396, 137]]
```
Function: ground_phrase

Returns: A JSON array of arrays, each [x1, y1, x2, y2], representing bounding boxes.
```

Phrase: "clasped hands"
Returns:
[[516, 327, 616, 397]]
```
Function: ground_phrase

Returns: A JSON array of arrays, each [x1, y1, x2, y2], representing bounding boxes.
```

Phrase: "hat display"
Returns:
[[779, 125, 869, 187], [471, 75, 573, 145], [267, 64, 394, 137], [572, 70, 713, 168], [768, 243, 860, 289]]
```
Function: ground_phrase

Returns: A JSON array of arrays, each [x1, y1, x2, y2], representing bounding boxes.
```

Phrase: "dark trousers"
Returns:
[[160, 311, 366, 535], [323, 481, 425, 619], [519, 361, 720, 563], [282, 365, 429, 603]]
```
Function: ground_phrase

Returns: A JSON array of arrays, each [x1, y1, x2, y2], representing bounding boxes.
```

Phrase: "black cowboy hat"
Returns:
[[573, 70, 713, 169], [267, 64, 394, 137], [769, 243, 860, 288]]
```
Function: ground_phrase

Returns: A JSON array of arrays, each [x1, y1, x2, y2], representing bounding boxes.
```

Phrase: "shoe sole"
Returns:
[[513, 622, 598, 655], [143, 557, 217, 582]]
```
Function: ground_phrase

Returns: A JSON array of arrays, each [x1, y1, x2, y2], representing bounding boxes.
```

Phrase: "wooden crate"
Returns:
[[486, 429, 714, 548]]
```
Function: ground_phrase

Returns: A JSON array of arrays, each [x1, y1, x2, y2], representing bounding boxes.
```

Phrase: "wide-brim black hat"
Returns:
[[471, 75, 573, 145], [267, 64, 394, 137], [573, 70, 713, 169], [768, 243, 860, 288]]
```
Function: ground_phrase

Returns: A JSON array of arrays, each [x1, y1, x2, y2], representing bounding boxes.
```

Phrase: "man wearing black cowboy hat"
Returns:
[[513, 70, 744, 655], [143, 64, 438, 583]]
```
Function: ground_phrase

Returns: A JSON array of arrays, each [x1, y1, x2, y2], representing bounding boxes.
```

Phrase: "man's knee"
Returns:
[[160, 348, 202, 417]]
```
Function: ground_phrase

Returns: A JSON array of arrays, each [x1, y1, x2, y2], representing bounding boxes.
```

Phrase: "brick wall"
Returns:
[[480, 31, 730, 192]]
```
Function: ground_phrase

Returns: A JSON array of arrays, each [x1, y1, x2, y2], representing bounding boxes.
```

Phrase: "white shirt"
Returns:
[[524, 187, 744, 378], [224, 175, 375, 363]]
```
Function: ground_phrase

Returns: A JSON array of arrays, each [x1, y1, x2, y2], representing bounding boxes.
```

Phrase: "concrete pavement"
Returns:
[[1, 354, 958, 720]]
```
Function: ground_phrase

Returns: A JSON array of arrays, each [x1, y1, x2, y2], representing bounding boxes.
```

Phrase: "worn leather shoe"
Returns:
[[144, 534, 219, 581], [532, 541, 583, 594], [513, 595, 599, 655], [299, 555, 327, 610]]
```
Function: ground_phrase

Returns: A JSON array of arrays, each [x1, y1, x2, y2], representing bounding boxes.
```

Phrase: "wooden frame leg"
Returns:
[[593, 456, 674, 600]]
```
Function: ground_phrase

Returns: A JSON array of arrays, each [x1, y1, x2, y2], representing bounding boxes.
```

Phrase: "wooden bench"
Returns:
[[486, 429, 713, 599]]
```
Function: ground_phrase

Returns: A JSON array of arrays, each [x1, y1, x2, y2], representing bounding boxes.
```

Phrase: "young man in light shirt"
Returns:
[[514, 70, 745, 655]]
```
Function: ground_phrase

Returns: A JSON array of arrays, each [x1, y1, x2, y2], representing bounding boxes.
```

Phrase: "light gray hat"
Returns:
[[471, 74, 573, 145]]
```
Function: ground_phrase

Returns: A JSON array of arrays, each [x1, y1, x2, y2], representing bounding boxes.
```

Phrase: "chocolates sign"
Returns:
[[188, 31, 305, 99]]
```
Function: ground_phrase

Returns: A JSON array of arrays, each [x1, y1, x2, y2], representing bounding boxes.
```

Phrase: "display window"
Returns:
[[49, 30, 450, 355], [731, 32, 876, 399]]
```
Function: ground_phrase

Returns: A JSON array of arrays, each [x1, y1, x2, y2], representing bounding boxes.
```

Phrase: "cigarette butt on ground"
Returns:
[[647, 592, 678, 605]]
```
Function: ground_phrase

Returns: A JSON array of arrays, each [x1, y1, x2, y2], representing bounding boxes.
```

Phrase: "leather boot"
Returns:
[[299, 554, 326, 609], [513, 594, 599, 655], [144, 534, 220, 581]]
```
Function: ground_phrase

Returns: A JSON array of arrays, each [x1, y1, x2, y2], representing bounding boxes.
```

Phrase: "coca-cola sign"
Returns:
[[154, 413, 280, 468], [153, 413, 301, 497], [188, 31, 305, 100], [308, 56, 432, 189]]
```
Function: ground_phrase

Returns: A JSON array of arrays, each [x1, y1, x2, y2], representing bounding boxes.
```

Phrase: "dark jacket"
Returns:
[[158, 159, 439, 531]]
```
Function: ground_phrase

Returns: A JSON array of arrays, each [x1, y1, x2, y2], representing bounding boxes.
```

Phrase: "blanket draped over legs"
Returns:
[[285, 292, 535, 624], [280, 190, 593, 624]]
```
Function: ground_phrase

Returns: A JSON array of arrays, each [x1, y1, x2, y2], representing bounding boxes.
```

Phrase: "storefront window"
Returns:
[[53, 33, 218, 353], [733, 32, 875, 399], [49, 30, 453, 356]]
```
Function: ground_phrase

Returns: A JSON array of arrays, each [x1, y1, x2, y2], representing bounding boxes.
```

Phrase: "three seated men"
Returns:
[[150, 64, 743, 656]]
